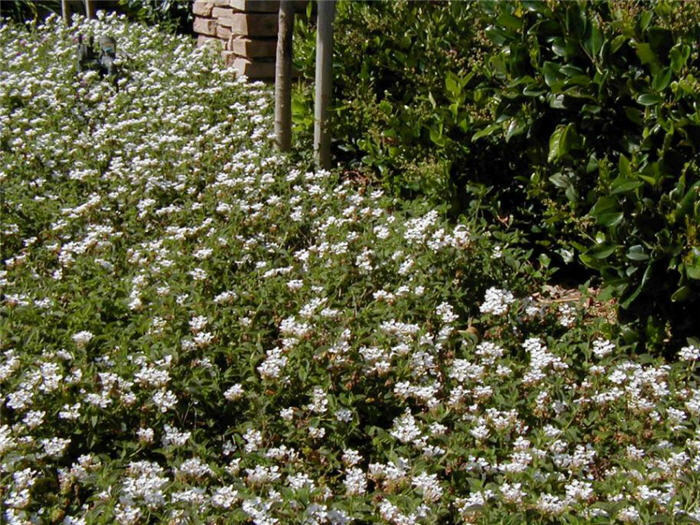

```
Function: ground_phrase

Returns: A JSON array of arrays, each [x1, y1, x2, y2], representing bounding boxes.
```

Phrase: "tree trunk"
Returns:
[[313, 0, 336, 170], [274, 0, 294, 152], [84, 0, 95, 19], [62, 0, 70, 25]]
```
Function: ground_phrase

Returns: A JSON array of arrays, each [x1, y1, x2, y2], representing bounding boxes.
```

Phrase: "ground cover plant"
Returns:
[[2, 12, 700, 525]]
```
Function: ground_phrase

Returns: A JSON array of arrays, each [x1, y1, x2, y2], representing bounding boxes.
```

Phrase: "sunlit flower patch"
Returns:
[[1, 12, 700, 525]]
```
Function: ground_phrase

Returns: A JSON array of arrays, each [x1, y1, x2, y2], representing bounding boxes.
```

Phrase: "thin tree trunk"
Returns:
[[275, 0, 294, 152], [62, 0, 70, 25], [314, 0, 336, 170], [85, 0, 95, 19]]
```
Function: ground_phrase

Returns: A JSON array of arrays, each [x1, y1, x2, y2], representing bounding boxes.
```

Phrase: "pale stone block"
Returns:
[[227, 12, 278, 36], [193, 17, 218, 36], [193, 0, 215, 17], [231, 57, 275, 79], [217, 24, 233, 39], [212, 6, 234, 18], [228, 37, 276, 58]]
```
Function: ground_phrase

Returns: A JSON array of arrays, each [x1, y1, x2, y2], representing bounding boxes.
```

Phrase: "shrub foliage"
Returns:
[[293, 0, 700, 348]]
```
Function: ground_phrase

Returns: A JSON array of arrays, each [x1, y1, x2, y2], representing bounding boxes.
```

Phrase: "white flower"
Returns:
[[308, 425, 326, 439], [344, 467, 367, 495], [342, 449, 362, 466], [211, 485, 239, 509], [72, 331, 94, 348], [152, 389, 177, 412], [479, 287, 515, 315], [224, 383, 244, 401], [390, 409, 422, 443], [592, 338, 616, 358], [41, 437, 71, 457], [411, 472, 443, 502], [679, 344, 700, 361], [335, 407, 353, 423], [137, 427, 154, 443]]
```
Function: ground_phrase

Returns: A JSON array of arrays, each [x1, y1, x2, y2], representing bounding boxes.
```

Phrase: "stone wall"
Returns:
[[193, 0, 283, 80]]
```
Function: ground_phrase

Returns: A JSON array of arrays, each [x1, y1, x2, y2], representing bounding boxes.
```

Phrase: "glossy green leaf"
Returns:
[[637, 94, 662, 106], [670, 44, 690, 73], [471, 123, 500, 142], [587, 243, 618, 259], [671, 286, 690, 302], [548, 173, 569, 189], [542, 61, 563, 90], [610, 179, 643, 194], [618, 154, 631, 179], [652, 67, 672, 92], [686, 251, 700, 280], [548, 124, 576, 163], [445, 72, 459, 98], [626, 245, 649, 261], [505, 119, 525, 142]]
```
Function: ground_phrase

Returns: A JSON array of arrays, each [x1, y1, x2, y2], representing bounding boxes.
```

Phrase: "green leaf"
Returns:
[[637, 94, 662, 106], [635, 42, 659, 72], [542, 62, 563, 90], [471, 123, 500, 142], [588, 24, 604, 58], [652, 67, 672, 92], [618, 154, 631, 178], [587, 243, 618, 259], [548, 173, 569, 189], [610, 179, 643, 194], [505, 119, 525, 142], [610, 35, 627, 53], [548, 124, 576, 163], [621, 263, 652, 309], [598, 212, 624, 227], [670, 44, 690, 73], [445, 72, 459, 98], [626, 245, 649, 261], [523, 84, 546, 96], [624, 106, 643, 125], [686, 252, 700, 280], [671, 285, 690, 302], [590, 195, 623, 226]]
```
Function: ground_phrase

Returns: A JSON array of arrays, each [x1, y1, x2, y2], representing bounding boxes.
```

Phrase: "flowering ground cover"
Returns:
[[2, 13, 700, 525]]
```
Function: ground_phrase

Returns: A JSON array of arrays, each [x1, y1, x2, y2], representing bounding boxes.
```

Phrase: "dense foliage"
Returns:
[[2, 12, 700, 525], [469, 0, 700, 350], [292, 0, 700, 350], [117, 0, 193, 34]]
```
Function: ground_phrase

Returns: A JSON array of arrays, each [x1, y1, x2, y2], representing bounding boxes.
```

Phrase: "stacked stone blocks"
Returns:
[[193, 0, 281, 79]]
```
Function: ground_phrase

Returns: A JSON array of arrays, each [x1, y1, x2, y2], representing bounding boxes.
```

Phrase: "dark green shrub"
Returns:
[[292, 0, 488, 201], [463, 0, 700, 348], [0, 1, 61, 22], [117, 0, 193, 34]]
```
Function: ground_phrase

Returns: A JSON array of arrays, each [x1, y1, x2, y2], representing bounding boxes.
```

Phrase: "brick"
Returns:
[[216, 24, 233, 39], [228, 37, 276, 58], [197, 35, 225, 48], [193, 0, 215, 17], [212, 6, 234, 18], [231, 57, 275, 79], [229, 0, 279, 12], [226, 12, 278, 36], [193, 17, 218, 36]]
